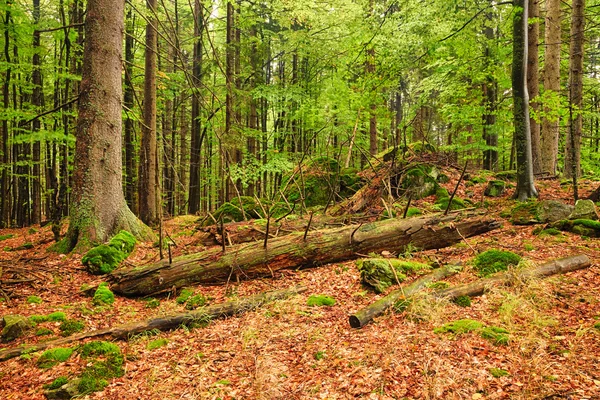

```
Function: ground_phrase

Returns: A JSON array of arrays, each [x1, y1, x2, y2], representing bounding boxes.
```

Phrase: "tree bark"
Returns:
[[61, 0, 153, 251], [0, 285, 306, 362], [527, 0, 541, 174], [349, 264, 459, 328], [434, 254, 590, 300], [565, 0, 585, 180], [540, 0, 561, 176], [139, 0, 159, 225], [482, 10, 498, 171], [124, 6, 136, 211], [109, 211, 501, 296], [512, 0, 538, 201]]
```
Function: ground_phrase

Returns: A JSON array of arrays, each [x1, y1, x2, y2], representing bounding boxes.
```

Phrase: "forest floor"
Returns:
[[0, 176, 599, 400]]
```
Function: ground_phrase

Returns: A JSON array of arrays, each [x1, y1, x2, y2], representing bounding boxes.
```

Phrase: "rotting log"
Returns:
[[110, 211, 501, 296], [0, 285, 306, 362], [434, 254, 591, 300], [349, 264, 460, 328]]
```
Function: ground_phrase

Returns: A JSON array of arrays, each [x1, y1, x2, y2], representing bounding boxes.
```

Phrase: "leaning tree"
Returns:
[[60, 0, 153, 251]]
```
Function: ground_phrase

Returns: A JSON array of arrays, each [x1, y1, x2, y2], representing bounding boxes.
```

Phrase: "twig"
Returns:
[[303, 212, 314, 241], [349, 223, 364, 245], [220, 216, 226, 253], [456, 226, 477, 256], [445, 161, 468, 216], [403, 192, 413, 218], [263, 213, 271, 249]]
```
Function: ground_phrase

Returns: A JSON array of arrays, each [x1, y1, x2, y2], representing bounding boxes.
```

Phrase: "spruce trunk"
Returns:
[[110, 211, 500, 296]]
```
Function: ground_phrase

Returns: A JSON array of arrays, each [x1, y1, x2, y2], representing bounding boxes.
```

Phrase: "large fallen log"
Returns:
[[349, 264, 460, 328], [110, 211, 501, 296], [0, 285, 306, 362], [434, 254, 591, 300]]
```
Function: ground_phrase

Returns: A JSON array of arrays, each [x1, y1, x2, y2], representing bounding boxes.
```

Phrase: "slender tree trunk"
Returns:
[[139, 0, 159, 225], [482, 10, 498, 171], [565, 0, 585, 179], [540, 0, 561, 176], [527, 0, 541, 174], [30, 0, 42, 225], [124, 7, 136, 212], [61, 0, 153, 252], [512, 0, 538, 201], [1, 7, 12, 227], [225, 1, 235, 202], [188, 0, 204, 214]]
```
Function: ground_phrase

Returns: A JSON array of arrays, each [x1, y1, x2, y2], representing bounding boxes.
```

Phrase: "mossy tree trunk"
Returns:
[[110, 211, 500, 296], [61, 0, 153, 252]]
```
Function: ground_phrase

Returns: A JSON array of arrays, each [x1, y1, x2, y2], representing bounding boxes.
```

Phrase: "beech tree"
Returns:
[[60, 0, 152, 251]]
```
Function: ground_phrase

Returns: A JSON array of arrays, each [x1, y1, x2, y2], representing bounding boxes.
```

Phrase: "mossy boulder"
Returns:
[[509, 201, 540, 225], [93, 283, 115, 306], [357, 258, 430, 293], [495, 170, 516, 181], [550, 219, 600, 237], [473, 250, 521, 276], [1, 314, 36, 342], [82, 230, 137, 275], [568, 199, 599, 221], [484, 180, 506, 197], [537, 200, 574, 223], [45, 379, 80, 400], [400, 165, 440, 199]]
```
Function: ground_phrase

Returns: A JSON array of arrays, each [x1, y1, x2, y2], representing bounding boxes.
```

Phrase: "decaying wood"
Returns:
[[349, 264, 460, 328], [110, 211, 501, 296], [0, 285, 306, 362], [434, 254, 591, 300]]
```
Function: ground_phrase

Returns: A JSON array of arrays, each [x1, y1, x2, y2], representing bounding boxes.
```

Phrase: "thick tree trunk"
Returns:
[[62, 0, 153, 251], [139, 0, 159, 225], [188, 0, 203, 214], [527, 0, 541, 175], [110, 212, 500, 296], [31, 0, 42, 225], [512, 0, 538, 201], [124, 7, 136, 211], [435, 254, 590, 300], [540, 0, 561, 176], [565, 0, 585, 180], [0, 286, 306, 362], [349, 264, 459, 328]]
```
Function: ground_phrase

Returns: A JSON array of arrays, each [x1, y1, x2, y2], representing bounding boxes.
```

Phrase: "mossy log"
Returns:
[[110, 211, 500, 296], [434, 254, 591, 300], [349, 264, 460, 328], [0, 285, 306, 362]]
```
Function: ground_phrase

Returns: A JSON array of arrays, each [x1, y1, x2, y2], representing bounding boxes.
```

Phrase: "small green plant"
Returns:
[[593, 322, 600, 330], [523, 243, 535, 251], [427, 281, 450, 290], [314, 351, 325, 360], [453, 296, 472, 307], [434, 319, 484, 335], [16, 242, 34, 250], [489, 368, 509, 378], [36, 327, 53, 336], [480, 326, 510, 345], [145, 298, 160, 308], [406, 207, 422, 217], [59, 320, 85, 336], [29, 314, 48, 323], [473, 250, 521, 276], [186, 294, 207, 310], [393, 299, 412, 313], [45, 376, 69, 389], [176, 288, 195, 304], [93, 283, 115, 306], [37, 347, 74, 369], [0, 234, 14, 241], [216, 379, 231, 385], [307, 294, 336, 307], [47, 312, 66, 322], [27, 295, 43, 304], [147, 338, 168, 350]]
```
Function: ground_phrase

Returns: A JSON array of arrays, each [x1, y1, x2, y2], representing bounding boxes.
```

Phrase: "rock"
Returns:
[[569, 199, 599, 221], [538, 200, 574, 223], [1, 315, 35, 342], [45, 379, 81, 400], [484, 180, 506, 197]]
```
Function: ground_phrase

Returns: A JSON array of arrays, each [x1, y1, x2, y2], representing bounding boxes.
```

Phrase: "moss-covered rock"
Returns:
[[509, 201, 540, 225], [45, 379, 80, 400], [473, 250, 521, 276], [484, 180, 506, 197], [568, 199, 599, 221], [1, 314, 36, 342], [495, 170, 516, 181], [357, 258, 430, 293], [306, 294, 336, 307], [93, 283, 115, 306], [82, 231, 137, 275], [37, 347, 74, 369], [550, 219, 600, 238], [435, 196, 468, 211], [537, 200, 574, 223], [400, 165, 440, 199]]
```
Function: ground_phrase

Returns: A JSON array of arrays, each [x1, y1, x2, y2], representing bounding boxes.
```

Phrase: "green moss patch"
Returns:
[[406, 207, 422, 217], [484, 180, 506, 197], [30, 312, 67, 324], [489, 368, 509, 378], [435, 196, 467, 211], [77, 341, 124, 395], [35, 327, 54, 336], [59, 320, 85, 336], [0, 234, 14, 241], [27, 295, 43, 304], [145, 298, 160, 308], [434, 319, 484, 335], [93, 283, 115, 306], [400, 165, 440, 199], [176, 288, 195, 304], [473, 250, 521, 277], [37, 347, 74, 369], [480, 326, 510, 345], [186, 294, 207, 310], [45, 376, 69, 390], [82, 231, 137, 275], [357, 258, 430, 293], [453, 296, 472, 307], [549, 219, 600, 238], [307, 294, 336, 307], [147, 338, 169, 350]]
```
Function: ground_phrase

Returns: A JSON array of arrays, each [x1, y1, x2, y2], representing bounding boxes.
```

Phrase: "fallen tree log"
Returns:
[[349, 264, 460, 328], [434, 254, 591, 300], [0, 285, 306, 362], [110, 211, 501, 296]]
